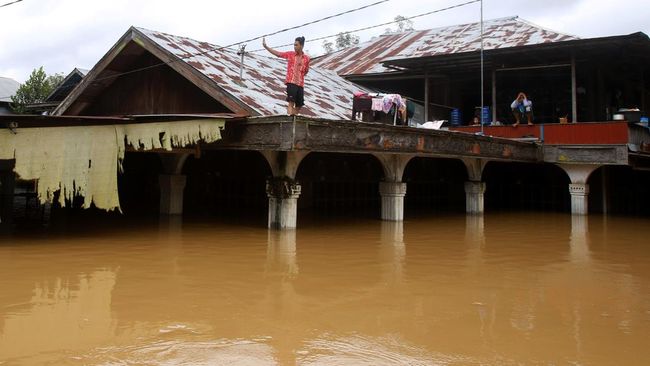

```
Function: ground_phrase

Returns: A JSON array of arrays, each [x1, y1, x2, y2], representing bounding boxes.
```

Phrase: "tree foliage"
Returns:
[[322, 32, 360, 54], [384, 15, 415, 34], [10, 67, 64, 114], [321, 15, 415, 55]]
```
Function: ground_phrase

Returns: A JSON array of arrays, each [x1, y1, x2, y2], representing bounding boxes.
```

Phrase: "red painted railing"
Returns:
[[451, 122, 630, 145]]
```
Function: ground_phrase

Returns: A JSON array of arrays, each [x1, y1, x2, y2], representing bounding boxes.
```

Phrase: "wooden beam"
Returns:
[[491, 69, 497, 123], [571, 54, 578, 123], [424, 71, 430, 122]]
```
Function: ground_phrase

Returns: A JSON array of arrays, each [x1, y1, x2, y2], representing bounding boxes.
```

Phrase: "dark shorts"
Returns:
[[286, 83, 304, 108], [512, 109, 533, 120]]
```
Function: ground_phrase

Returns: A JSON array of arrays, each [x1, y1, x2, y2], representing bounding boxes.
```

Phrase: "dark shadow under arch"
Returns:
[[589, 165, 650, 215], [402, 157, 468, 214], [183, 150, 272, 218], [118, 152, 164, 216], [482, 161, 570, 212], [296, 152, 384, 217]]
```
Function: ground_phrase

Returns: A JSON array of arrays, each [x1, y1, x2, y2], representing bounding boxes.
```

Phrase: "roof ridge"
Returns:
[[514, 17, 580, 39]]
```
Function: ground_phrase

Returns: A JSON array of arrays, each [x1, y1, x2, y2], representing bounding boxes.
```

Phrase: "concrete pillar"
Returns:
[[374, 154, 414, 222], [261, 151, 308, 230], [465, 181, 486, 214], [557, 164, 599, 216], [569, 183, 589, 215], [379, 182, 407, 221], [159, 174, 186, 215], [267, 178, 301, 230]]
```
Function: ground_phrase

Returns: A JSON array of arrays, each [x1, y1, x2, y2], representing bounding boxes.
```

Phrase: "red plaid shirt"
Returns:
[[279, 51, 310, 87]]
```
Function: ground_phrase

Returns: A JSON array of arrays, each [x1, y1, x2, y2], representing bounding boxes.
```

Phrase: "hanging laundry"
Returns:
[[382, 94, 404, 114], [371, 98, 384, 111]]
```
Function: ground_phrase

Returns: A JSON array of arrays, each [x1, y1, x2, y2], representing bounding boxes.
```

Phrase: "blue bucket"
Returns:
[[450, 108, 461, 126], [481, 106, 491, 124]]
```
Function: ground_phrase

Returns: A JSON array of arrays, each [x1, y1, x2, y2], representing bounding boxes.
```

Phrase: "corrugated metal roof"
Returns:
[[312, 16, 579, 76], [0, 76, 20, 103], [137, 28, 367, 120]]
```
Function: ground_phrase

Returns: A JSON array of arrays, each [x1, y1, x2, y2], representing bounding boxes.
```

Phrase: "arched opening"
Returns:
[[402, 157, 467, 214], [589, 165, 650, 216], [118, 152, 163, 216], [482, 162, 570, 212], [182, 150, 271, 220], [295, 152, 383, 217]]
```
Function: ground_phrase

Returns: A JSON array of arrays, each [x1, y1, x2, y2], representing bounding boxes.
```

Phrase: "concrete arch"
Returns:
[[260, 151, 310, 180], [402, 157, 469, 214], [482, 161, 570, 213], [119, 152, 164, 215], [182, 150, 273, 217], [296, 152, 384, 215], [556, 163, 603, 215]]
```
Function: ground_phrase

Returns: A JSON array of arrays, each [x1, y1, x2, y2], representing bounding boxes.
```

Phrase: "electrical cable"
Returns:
[[0, 0, 391, 100], [250, 0, 480, 53], [0, 0, 23, 8], [1, 0, 480, 101]]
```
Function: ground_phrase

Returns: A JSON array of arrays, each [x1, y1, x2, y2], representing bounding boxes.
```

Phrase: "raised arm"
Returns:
[[263, 38, 284, 58]]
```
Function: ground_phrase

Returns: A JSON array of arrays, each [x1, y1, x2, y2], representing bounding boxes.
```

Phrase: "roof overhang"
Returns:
[[53, 27, 256, 117], [379, 32, 650, 75]]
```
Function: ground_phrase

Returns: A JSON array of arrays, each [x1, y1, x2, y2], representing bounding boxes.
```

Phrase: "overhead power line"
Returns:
[[80, 0, 392, 84], [0, 0, 390, 100], [1, 0, 480, 101], [251, 0, 481, 53], [0, 0, 23, 8]]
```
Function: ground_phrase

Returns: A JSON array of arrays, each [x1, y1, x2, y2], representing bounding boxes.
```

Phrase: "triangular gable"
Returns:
[[46, 68, 88, 103], [54, 27, 255, 116]]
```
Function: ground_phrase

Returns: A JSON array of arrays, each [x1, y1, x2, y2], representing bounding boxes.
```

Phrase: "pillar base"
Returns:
[[465, 181, 486, 215], [159, 174, 186, 215], [267, 178, 301, 230], [569, 183, 589, 215], [379, 182, 407, 221]]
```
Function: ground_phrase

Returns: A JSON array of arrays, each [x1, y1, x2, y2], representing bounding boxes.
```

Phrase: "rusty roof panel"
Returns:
[[312, 17, 579, 76], [137, 28, 367, 120]]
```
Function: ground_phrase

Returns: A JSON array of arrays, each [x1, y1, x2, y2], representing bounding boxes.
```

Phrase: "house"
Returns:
[[19, 68, 90, 115], [0, 76, 20, 114], [54, 27, 366, 119], [313, 16, 650, 125]]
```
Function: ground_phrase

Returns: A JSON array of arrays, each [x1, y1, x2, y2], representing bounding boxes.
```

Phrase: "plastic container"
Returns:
[[481, 106, 491, 124], [450, 108, 461, 126]]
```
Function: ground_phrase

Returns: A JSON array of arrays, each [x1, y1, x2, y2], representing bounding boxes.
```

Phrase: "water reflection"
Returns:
[[266, 229, 298, 277], [379, 221, 405, 283], [570, 215, 591, 263], [0, 270, 117, 360], [1, 214, 650, 365]]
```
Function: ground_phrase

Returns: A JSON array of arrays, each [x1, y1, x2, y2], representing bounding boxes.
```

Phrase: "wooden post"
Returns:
[[0, 166, 15, 232], [424, 71, 430, 122], [491, 69, 497, 123], [641, 67, 646, 113], [571, 54, 578, 123], [601, 166, 608, 215]]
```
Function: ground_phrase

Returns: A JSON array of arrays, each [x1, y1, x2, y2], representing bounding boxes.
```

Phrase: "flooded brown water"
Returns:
[[1, 213, 649, 365]]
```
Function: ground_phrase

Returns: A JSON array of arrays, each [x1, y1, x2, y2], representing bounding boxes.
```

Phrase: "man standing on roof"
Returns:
[[263, 36, 310, 116]]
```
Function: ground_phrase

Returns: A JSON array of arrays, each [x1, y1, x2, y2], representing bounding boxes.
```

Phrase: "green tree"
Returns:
[[384, 15, 415, 34], [322, 32, 360, 54], [322, 39, 335, 54], [335, 32, 360, 50], [10, 67, 64, 114]]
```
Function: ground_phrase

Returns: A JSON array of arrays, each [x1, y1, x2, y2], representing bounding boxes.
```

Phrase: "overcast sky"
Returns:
[[1, 0, 648, 83]]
